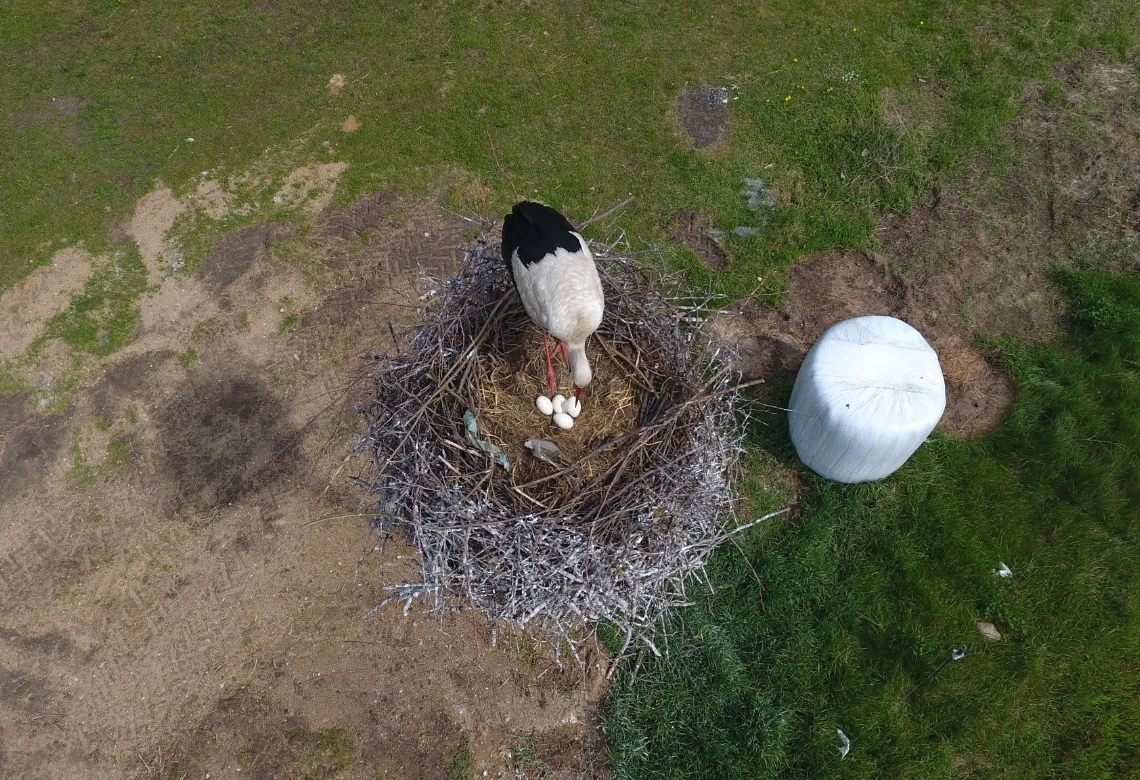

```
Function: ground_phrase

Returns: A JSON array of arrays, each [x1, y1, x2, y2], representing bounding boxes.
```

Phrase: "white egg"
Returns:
[[551, 394, 566, 414], [552, 412, 574, 430], [535, 395, 554, 416], [564, 397, 582, 418]]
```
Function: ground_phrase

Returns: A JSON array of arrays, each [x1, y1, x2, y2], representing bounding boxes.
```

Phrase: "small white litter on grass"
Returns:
[[837, 728, 851, 759], [995, 562, 1013, 578]]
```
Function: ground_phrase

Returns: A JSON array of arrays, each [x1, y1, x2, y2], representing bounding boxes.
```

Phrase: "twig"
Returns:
[[485, 127, 518, 201], [579, 196, 634, 229]]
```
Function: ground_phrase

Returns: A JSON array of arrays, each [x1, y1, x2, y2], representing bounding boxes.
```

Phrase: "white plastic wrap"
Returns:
[[788, 316, 945, 483]]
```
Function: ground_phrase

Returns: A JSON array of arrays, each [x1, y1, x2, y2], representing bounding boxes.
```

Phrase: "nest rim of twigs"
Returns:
[[360, 230, 755, 660]]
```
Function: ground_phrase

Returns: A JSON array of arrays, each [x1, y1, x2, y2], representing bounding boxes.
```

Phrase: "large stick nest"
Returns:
[[360, 234, 749, 654]]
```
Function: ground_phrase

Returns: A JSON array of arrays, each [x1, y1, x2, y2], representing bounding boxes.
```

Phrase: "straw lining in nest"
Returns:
[[360, 233, 754, 658]]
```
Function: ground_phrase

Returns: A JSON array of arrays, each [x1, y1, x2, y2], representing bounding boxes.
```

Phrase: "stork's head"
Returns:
[[566, 343, 592, 399]]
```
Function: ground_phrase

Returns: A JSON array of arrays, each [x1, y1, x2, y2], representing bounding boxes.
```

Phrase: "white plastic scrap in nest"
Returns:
[[788, 316, 945, 483]]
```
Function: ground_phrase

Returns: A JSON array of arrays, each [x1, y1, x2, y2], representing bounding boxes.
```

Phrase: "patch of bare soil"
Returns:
[[128, 181, 187, 282], [157, 364, 302, 517], [203, 220, 297, 296], [671, 210, 727, 270], [0, 191, 608, 779], [318, 190, 471, 277], [0, 394, 68, 502], [273, 162, 350, 216], [674, 84, 730, 148], [0, 246, 92, 358], [713, 53, 1140, 438]]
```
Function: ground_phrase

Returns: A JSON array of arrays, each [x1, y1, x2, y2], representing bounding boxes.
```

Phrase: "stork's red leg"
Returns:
[[558, 340, 570, 368], [542, 331, 557, 393]]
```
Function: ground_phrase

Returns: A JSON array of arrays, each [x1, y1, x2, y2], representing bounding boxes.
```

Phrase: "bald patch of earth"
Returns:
[[675, 84, 730, 148], [273, 161, 349, 216], [0, 246, 93, 358], [202, 220, 296, 295], [671, 210, 727, 270], [156, 360, 301, 517], [318, 190, 470, 277], [128, 182, 187, 282], [0, 394, 68, 502], [188, 178, 235, 221]]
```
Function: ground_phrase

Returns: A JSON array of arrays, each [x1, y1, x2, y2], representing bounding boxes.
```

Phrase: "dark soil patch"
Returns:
[[675, 84, 729, 148], [710, 250, 1015, 438], [318, 190, 400, 242], [671, 210, 728, 270], [201, 221, 296, 294], [0, 627, 73, 657], [359, 710, 464, 780], [876, 191, 1060, 342], [155, 365, 301, 515], [535, 721, 610, 776], [169, 688, 467, 780], [0, 395, 67, 503], [0, 666, 55, 717], [91, 351, 175, 420], [318, 192, 469, 276], [168, 691, 358, 780]]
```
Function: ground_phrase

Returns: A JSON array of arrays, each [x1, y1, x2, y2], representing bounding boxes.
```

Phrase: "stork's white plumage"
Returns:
[[502, 201, 604, 400]]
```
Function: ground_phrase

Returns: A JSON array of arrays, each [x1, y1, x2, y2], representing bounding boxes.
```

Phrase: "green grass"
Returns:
[[4, 0, 1134, 302], [33, 246, 148, 357], [286, 727, 356, 779], [446, 733, 475, 780], [603, 271, 1140, 778]]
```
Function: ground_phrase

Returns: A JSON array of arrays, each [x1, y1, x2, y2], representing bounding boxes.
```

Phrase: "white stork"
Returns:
[[502, 201, 604, 402]]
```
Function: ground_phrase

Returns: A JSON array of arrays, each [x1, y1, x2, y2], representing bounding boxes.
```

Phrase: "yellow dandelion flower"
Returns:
[[785, 95, 792, 102], [919, 20, 925, 26], [793, 57, 799, 63], [852, 26, 858, 32], [827, 86, 834, 92]]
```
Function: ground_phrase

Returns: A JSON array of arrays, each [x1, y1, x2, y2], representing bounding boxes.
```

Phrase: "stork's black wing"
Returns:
[[501, 201, 582, 284]]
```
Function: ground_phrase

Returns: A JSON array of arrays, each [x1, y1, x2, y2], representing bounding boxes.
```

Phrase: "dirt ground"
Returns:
[[0, 183, 609, 779]]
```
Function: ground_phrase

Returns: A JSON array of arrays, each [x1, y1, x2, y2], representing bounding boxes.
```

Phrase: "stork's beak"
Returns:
[[574, 385, 584, 403]]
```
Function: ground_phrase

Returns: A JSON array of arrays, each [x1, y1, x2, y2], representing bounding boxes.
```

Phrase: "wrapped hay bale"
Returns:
[[788, 315, 945, 483], [360, 234, 754, 655]]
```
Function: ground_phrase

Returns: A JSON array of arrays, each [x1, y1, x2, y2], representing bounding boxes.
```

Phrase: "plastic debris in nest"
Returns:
[[359, 232, 777, 661], [464, 410, 510, 472]]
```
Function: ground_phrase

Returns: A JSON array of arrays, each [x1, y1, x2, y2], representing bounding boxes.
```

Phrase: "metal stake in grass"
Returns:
[[907, 644, 968, 698]]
